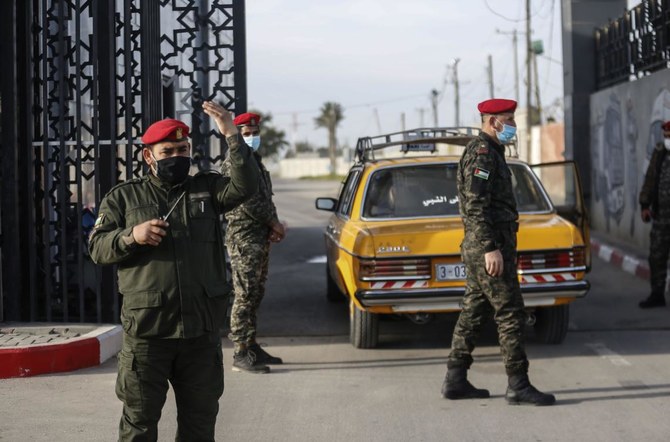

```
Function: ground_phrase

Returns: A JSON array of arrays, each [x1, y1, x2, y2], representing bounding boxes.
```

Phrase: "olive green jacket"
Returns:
[[88, 134, 259, 339], [457, 132, 518, 253], [222, 152, 278, 240]]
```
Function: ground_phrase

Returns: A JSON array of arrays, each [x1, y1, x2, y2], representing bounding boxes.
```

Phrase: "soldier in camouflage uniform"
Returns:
[[223, 112, 286, 374], [441, 98, 556, 406], [638, 120, 670, 308], [88, 102, 259, 441]]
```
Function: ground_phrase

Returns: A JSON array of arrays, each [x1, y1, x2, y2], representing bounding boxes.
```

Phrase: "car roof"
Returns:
[[354, 127, 521, 165], [360, 155, 529, 172]]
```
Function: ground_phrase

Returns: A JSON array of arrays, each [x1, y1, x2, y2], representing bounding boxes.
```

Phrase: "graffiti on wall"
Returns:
[[590, 69, 670, 250]]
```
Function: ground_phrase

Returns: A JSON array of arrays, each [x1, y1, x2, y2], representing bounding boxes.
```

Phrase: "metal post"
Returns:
[[496, 29, 520, 102], [0, 0, 21, 321], [194, 0, 211, 170], [94, 0, 117, 323], [232, 0, 247, 114], [453, 58, 461, 126], [430, 89, 439, 126], [140, 0, 162, 128], [487, 54, 494, 98], [526, 0, 532, 160]]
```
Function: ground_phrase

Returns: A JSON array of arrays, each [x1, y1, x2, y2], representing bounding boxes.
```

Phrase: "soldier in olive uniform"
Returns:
[[441, 98, 556, 406], [638, 120, 670, 308], [223, 112, 286, 374], [89, 102, 259, 441]]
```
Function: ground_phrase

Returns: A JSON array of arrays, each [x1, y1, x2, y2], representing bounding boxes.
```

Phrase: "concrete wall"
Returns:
[[562, 0, 628, 201], [590, 69, 670, 250], [278, 157, 353, 178]]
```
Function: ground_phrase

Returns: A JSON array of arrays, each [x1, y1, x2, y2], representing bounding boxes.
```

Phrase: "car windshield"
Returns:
[[362, 163, 552, 219]]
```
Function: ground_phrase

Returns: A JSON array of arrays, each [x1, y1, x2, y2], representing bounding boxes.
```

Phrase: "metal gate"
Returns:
[[0, 0, 246, 323]]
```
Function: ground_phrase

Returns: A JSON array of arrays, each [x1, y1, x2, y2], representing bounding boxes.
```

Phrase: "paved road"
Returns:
[[2, 178, 670, 442]]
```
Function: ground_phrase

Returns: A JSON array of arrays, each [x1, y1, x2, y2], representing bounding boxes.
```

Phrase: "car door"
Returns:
[[531, 161, 591, 269], [326, 168, 362, 279]]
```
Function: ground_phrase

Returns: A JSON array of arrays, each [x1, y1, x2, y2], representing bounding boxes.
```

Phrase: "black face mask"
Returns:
[[152, 155, 191, 185]]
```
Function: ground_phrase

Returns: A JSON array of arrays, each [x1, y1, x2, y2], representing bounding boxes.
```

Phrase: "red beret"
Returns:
[[141, 118, 190, 145], [662, 121, 670, 131], [233, 112, 261, 127], [478, 98, 517, 115]]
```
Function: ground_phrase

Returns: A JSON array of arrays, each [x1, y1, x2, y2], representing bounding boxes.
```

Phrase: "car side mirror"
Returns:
[[315, 197, 337, 212]]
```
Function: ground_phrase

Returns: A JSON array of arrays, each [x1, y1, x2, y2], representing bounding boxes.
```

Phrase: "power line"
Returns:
[[483, 0, 547, 23]]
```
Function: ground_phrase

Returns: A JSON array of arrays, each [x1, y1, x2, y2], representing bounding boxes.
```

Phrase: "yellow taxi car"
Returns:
[[315, 127, 590, 348]]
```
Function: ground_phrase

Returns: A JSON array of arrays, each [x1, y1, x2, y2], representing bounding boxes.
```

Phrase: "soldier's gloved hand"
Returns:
[[203, 101, 238, 138], [641, 208, 652, 223], [484, 250, 503, 277], [132, 219, 169, 246]]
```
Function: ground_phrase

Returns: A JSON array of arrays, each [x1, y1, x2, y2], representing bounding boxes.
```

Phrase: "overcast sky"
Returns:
[[244, 0, 612, 150]]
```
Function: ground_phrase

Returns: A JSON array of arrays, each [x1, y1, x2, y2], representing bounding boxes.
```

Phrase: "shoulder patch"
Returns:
[[473, 167, 490, 180], [476, 146, 489, 155]]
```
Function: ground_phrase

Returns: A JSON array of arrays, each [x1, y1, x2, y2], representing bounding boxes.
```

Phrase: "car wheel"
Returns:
[[534, 304, 569, 344], [350, 300, 379, 349], [326, 266, 344, 303]]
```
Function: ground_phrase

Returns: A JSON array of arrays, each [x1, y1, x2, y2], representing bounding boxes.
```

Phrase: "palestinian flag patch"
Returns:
[[473, 168, 490, 180]]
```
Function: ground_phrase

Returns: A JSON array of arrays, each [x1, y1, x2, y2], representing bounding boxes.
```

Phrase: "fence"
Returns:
[[595, 0, 670, 89], [0, 0, 246, 323]]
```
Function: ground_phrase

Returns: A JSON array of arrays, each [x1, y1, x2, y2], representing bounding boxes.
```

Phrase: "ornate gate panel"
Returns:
[[0, 0, 246, 323]]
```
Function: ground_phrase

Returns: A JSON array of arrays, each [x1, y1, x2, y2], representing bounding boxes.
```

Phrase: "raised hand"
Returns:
[[203, 101, 238, 137]]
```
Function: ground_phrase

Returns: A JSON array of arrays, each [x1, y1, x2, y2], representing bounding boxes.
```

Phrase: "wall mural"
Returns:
[[590, 69, 670, 250]]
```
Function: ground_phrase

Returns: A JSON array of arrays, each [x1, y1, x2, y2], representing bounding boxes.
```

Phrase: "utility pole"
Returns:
[[291, 113, 300, 155], [487, 54, 494, 98], [401, 112, 406, 131], [496, 29, 520, 103], [430, 89, 440, 126], [417, 107, 426, 127], [452, 58, 461, 126], [533, 51, 542, 125], [373, 108, 382, 134], [525, 0, 532, 160]]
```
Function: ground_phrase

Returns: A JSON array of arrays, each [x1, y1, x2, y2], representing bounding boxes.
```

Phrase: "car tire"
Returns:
[[534, 304, 569, 344], [326, 267, 344, 303], [350, 301, 379, 349]]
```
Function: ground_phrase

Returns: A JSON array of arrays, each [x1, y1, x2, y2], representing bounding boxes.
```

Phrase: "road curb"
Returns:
[[0, 325, 122, 379], [590, 237, 649, 280]]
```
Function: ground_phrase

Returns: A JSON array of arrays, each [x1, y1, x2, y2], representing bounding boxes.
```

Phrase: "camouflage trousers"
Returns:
[[227, 235, 270, 347], [649, 222, 670, 297], [116, 332, 224, 441], [448, 227, 529, 376]]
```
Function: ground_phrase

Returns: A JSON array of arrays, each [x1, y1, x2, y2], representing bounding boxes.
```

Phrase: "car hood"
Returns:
[[357, 214, 582, 258]]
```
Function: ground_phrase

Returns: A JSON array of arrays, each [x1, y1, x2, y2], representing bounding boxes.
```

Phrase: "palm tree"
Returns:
[[315, 102, 344, 177]]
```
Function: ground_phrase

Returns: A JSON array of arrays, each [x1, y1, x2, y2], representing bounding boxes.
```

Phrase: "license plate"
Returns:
[[435, 263, 467, 281]]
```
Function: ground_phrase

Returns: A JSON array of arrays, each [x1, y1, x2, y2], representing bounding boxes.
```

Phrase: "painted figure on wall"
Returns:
[[592, 94, 625, 231]]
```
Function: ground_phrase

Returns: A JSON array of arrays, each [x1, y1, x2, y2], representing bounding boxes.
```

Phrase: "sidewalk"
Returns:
[[590, 230, 650, 280], [0, 323, 121, 379]]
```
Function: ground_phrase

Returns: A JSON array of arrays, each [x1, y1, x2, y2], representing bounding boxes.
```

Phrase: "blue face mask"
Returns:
[[495, 119, 517, 144], [243, 135, 261, 151]]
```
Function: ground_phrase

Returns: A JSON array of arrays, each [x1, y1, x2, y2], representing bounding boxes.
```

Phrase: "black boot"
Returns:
[[441, 367, 490, 400], [249, 343, 283, 365], [232, 344, 270, 374], [639, 293, 666, 309], [506, 374, 556, 406]]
